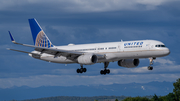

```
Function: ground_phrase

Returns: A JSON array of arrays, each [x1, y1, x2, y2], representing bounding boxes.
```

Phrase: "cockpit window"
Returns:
[[155, 44, 166, 47], [161, 45, 166, 47]]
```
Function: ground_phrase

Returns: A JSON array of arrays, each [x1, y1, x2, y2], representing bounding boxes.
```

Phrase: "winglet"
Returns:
[[8, 31, 16, 43]]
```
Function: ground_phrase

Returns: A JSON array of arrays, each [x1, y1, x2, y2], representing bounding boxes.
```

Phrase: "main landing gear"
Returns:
[[147, 57, 156, 70], [100, 62, 110, 75], [77, 64, 87, 73]]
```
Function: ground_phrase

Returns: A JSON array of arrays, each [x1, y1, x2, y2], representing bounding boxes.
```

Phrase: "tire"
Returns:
[[103, 70, 107, 75], [83, 68, 87, 72], [77, 69, 80, 73], [150, 66, 153, 70], [107, 69, 110, 74], [100, 70, 104, 75], [148, 66, 153, 70], [80, 68, 83, 73]]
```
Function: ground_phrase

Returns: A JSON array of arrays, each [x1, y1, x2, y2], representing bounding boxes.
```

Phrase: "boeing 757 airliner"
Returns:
[[8, 18, 170, 75]]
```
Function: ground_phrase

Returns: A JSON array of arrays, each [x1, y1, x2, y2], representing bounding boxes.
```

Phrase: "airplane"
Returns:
[[8, 18, 170, 75]]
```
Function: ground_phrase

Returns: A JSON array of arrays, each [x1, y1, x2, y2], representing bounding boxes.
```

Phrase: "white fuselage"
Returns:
[[31, 40, 170, 64]]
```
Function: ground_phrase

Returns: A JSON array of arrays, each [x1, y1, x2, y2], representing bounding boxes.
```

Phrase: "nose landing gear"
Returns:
[[148, 57, 156, 70]]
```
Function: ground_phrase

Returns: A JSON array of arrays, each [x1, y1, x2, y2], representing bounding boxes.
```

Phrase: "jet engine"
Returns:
[[77, 54, 98, 65], [118, 59, 139, 68]]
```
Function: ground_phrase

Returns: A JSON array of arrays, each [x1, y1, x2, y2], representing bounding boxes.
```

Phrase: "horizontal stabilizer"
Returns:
[[7, 48, 40, 56]]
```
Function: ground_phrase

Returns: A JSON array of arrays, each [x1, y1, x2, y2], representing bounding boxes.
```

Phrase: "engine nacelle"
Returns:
[[118, 59, 139, 68], [77, 54, 98, 65]]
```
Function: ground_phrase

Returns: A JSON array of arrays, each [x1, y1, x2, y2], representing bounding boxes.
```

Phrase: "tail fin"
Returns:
[[28, 18, 54, 48]]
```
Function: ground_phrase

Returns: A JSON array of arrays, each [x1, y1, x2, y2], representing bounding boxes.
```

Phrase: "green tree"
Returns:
[[173, 78, 180, 101], [159, 96, 167, 101], [122, 97, 132, 101], [115, 99, 118, 101], [151, 94, 159, 101], [166, 93, 176, 101], [123, 96, 150, 101]]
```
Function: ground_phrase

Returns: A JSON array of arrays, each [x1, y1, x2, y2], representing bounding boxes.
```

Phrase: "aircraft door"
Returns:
[[118, 43, 124, 52], [146, 44, 150, 50], [96, 46, 99, 53]]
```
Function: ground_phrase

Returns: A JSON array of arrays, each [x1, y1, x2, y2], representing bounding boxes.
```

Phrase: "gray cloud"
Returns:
[[0, 0, 171, 13]]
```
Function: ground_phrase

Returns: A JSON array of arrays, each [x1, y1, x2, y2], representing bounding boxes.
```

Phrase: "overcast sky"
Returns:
[[0, 0, 180, 89]]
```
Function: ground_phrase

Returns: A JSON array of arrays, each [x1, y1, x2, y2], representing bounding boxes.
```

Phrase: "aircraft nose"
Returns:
[[164, 48, 170, 55]]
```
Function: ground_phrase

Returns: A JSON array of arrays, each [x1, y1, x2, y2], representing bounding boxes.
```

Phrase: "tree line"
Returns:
[[122, 78, 180, 101]]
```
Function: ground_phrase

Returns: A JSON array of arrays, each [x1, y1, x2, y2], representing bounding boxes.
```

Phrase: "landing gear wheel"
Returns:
[[83, 68, 87, 72], [100, 70, 104, 75], [148, 66, 153, 70], [107, 69, 110, 74], [100, 70, 106, 75], [77, 65, 87, 74], [100, 69, 110, 75], [79, 68, 83, 73], [100, 62, 110, 75], [77, 69, 80, 73]]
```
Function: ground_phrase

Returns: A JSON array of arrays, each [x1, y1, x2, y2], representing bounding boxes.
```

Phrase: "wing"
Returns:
[[8, 31, 105, 61]]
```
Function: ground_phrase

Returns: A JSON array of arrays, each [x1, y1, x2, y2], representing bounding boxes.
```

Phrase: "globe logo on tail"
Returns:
[[35, 31, 53, 48]]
